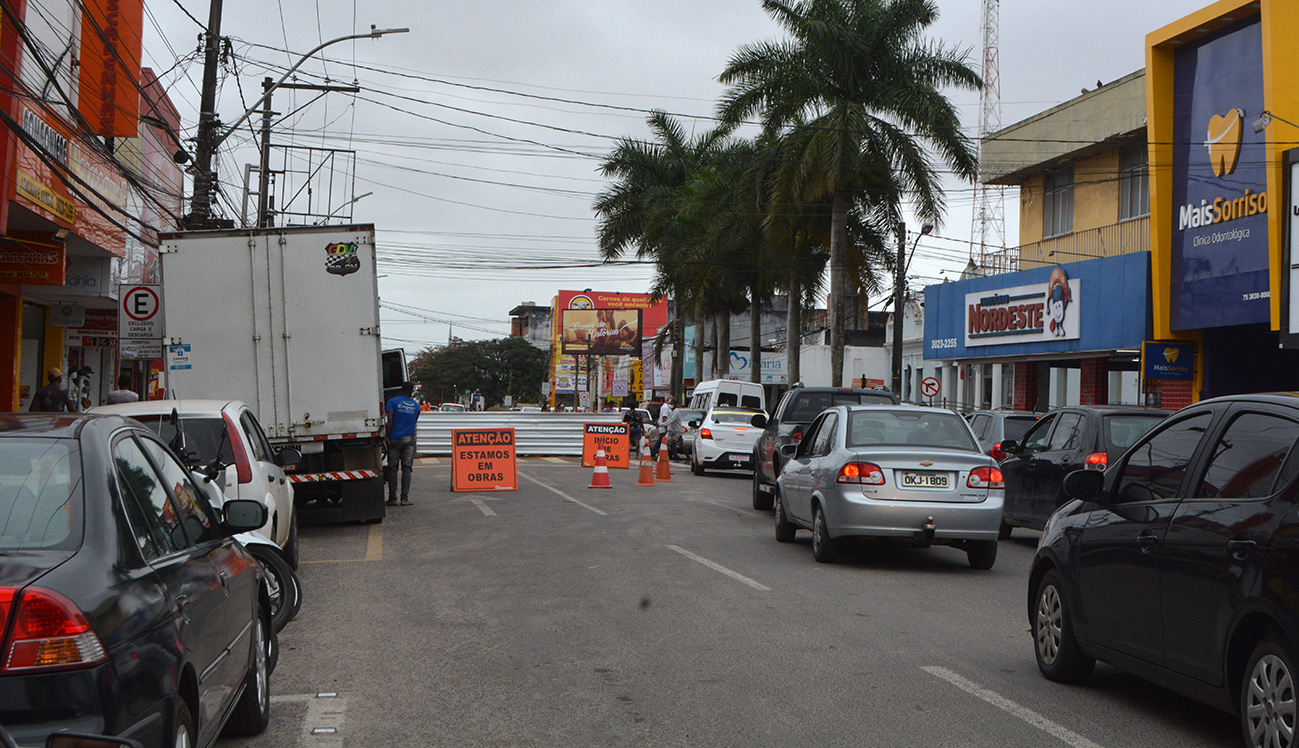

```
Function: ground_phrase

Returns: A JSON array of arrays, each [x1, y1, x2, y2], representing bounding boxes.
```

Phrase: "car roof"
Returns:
[[91, 399, 242, 418], [1196, 391, 1299, 409], [839, 403, 956, 416], [1045, 405, 1172, 416], [0, 412, 144, 439], [969, 409, 1039, 417]]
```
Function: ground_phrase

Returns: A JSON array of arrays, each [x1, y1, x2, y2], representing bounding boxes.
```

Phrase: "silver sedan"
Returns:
[[774, 404, 1005, 569]]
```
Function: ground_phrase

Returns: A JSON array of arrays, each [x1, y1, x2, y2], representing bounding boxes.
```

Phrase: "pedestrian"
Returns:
[[384, 381, 421, 507], [644, 420, 661, 461], [664, 401, 685, 462], [657, 396, 676, 460], [28, 368, 78, 412], [105, 374, 140, 404], [623, 402, 643, 456]]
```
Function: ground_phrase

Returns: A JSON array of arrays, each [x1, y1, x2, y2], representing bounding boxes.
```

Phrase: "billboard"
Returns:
[[561, 309, 641, 355], [556, 290, 667, 336]]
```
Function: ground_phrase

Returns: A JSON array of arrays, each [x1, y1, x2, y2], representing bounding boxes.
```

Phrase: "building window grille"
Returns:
[[1119, 147, 1149, 220], [1043, 167, 1074, 238]]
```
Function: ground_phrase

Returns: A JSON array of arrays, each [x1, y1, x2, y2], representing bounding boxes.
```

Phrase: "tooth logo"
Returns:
[[1204, 109, 1244, 177], [1163, 347, 1180, 364]]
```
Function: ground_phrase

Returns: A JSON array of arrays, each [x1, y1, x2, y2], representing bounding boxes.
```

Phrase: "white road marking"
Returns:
[[471, 497, 497, 516], [921, 666, 1105, 748], [272, 692, 349, 748], [667, 545, 771, 591], [518, 471, 608, 515]]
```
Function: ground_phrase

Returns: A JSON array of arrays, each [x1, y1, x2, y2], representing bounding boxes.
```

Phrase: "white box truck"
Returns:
[[158, 224, 403, 523]]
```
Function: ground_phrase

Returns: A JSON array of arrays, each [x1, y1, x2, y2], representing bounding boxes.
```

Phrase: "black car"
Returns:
[[966, 409, 1041, 460], [1030, 392, 1299, 748], [0, 414, 274, 747], [751, 385, 899, 510], [998, 405, 1169, 537]]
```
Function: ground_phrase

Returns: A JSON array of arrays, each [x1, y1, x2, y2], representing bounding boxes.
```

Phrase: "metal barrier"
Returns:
[[415, 412, 623, 456]]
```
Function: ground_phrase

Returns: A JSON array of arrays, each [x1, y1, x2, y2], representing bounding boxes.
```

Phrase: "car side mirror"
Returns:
[[779, 444, 798, 459], [999, 439, 1018, 456], [277, 447, 302, 468], [1062, 469, 1105, 503], [751, 414, 768, 428], [47, 736, 145, 748], [688, 420, 700, 429], [222, 498, 268, 533]]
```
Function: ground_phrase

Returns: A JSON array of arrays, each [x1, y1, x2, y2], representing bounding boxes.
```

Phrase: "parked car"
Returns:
[[774, 405, 1003, 568], [966, 409, 1041, 460], [0, 414, 274, 747], [687, 407, 767, 474], [999, 405, 1169, 537], [1030, 392, 1299, 748], [439, 403, 467, 412], [93, 400, 301, 567], [752, 385, 900, 510]]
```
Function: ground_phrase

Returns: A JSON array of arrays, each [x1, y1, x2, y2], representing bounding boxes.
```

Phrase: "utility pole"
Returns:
[[891, 224, 907, 397], [255, 77, 274, 228], [187, 0, 225, 228]]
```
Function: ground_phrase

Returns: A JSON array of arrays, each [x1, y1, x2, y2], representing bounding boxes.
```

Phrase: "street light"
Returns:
[[316, 192, 374, 224], [891, 221, 934, 398]]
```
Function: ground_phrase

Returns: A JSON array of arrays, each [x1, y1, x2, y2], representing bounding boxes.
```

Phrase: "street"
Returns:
[[221, 457, 1240, 748]]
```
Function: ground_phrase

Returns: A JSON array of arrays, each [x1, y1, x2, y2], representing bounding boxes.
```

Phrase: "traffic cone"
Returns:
[[656, 451, 672, 482], [589, 448, 612, 489], [636, 447, 655, 487]]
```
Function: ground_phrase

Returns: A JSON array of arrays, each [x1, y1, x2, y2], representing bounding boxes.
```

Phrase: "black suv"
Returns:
[[999, 405, 1168, 537], [751, 385, 898, 509], [1030, 393, 1299, 747]]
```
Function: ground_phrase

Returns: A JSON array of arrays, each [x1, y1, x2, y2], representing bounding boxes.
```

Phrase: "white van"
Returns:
[[688, 379, 765, 414]]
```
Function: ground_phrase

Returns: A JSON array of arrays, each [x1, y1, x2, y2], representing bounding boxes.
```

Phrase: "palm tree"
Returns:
[[718, 0, 981, 386]]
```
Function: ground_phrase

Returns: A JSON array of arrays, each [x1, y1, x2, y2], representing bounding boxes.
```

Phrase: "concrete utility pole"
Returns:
[[892, 222, 932, 397], [187, 0, 225, 228]]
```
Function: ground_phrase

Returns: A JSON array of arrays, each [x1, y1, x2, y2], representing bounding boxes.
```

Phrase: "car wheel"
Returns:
[[998, 521, 1012, 541], [774, 489, 796, 543], [691, 453, 704, 476], [222, 610, 272, 736], [284, 513, 300, 569], [752, 466, 774, 511], [249, 545, 301, 632], [173, 694, 195, 748], [1242, 634, 1299, 748], [811, 505, 838, 563], [1033, 569, 1095, 683], [966, 540, 998, 570]]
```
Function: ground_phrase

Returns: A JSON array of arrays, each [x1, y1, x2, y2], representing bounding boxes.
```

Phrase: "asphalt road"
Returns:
[[219, 456, 1241, 748]]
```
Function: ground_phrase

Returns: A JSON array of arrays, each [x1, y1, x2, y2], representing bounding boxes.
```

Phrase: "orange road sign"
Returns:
[[582, 422, 630, 469], [451, 428, 518, 492]]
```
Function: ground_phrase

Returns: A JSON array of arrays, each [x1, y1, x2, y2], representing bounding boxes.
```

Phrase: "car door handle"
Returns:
[[1137, 533, 1160, 550], [1227, 539, 1258, 559], [175, 593, 191, 622]]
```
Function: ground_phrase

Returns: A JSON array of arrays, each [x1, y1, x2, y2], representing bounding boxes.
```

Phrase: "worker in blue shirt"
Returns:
[[385, 381, 421, 506]]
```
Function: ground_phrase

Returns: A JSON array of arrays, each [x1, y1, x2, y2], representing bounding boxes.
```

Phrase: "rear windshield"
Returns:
[[787, 391, 895, 422], [0, 438, 82, 550], [1003, 416, 1038, 442], [848, 411, 978, 451], [677, 409, 705, 424], [1104, 414, 1167, 451], [710, 410, 762, 424], [128, 416, 235, 466]]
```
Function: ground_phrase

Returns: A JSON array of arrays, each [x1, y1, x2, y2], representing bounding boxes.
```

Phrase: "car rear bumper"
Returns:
[[695, 438, 757, 470], [823, 490, 1004, 541], [0, 662, 164, 747]]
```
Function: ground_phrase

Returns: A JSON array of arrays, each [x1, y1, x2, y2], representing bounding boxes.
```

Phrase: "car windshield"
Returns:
[[0, 437, 82, 550], [788, 391, 894, 421], [710, 409, 762, 424], [677, 409, 704, 424], [847, 411, 978, 451], [1003, 416, 1039, 442], [128, 415, 235, 466], [1104, 414, 1167, 451]]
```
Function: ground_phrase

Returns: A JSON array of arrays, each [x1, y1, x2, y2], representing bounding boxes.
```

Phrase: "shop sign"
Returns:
[[582, 423, 629, 469], [451, 428, 517, 492], [15, 170, 74, 223], [964, 267, 1081, 347], [1142, 341, 1196, 381], [0, 242, 66, 284]]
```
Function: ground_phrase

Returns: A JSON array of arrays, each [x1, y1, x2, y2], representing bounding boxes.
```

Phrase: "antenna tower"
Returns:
[[971, 0, 1006, 270]]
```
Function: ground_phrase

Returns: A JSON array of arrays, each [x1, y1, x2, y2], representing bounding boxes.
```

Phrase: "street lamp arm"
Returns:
[[214, 26, 408, 149]]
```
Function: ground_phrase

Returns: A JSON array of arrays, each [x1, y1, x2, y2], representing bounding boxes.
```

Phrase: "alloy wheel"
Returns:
[[1246, 653, 1297, 747], [1036, 583, 1063, 666]]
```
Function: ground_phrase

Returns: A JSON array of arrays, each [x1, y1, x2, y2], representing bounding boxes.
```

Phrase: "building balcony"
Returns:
[[978, 215, 1150, 275]]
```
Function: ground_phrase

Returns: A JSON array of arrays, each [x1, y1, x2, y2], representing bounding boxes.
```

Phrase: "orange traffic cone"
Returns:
[[656, 450, 672, 482], [589, 448, 613, 489], [637, 443, 655, 487]]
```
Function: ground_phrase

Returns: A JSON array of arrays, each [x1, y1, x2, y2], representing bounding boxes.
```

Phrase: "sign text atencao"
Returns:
[[582, 422, 629, 469], [451, 428, 518, 492]]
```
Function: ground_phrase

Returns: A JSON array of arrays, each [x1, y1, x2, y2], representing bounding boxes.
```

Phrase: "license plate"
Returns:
[[729, 453, 749, 463], [900, 471, 949, 488]]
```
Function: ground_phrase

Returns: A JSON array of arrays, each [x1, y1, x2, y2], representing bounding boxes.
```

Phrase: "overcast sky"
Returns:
[[140, 0, 1211, 352]]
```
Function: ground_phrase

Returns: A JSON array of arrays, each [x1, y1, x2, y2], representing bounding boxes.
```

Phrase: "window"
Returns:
[[1104, 414, 1167, 451], [1197, 413, 1299, 499], [1018, 414, 1057, 454], [848, 411, 978, 451], [1047, 413, 1085, 451], [797, 416, 826, 458], [1003, 416, 1038, 443], [240, 410, 273, 462], [139, 438, 222, 546], [812, 414, 839, 456], [1043, 167, 1074, 238], [0, 438, 81, 551], [1119, 146, 1149, 220], [1115, 413, 1212, 502], [114, 437, 186, 558], [969, 414, 990, 440]]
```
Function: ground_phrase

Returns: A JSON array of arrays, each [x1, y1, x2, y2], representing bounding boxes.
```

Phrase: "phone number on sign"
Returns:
[[931, 338, 958, 350]]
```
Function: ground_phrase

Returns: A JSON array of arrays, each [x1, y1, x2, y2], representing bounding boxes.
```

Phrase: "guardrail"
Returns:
[[415, 412, 623, 456]]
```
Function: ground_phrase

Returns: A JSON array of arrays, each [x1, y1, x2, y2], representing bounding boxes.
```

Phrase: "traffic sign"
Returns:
[[119, 285, 163, 339], [921, 376, 941, 398]]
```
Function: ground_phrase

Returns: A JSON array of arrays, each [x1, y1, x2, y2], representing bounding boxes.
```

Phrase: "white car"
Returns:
[[92, 399, 300, 567], [688, 407, 767, 475]]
